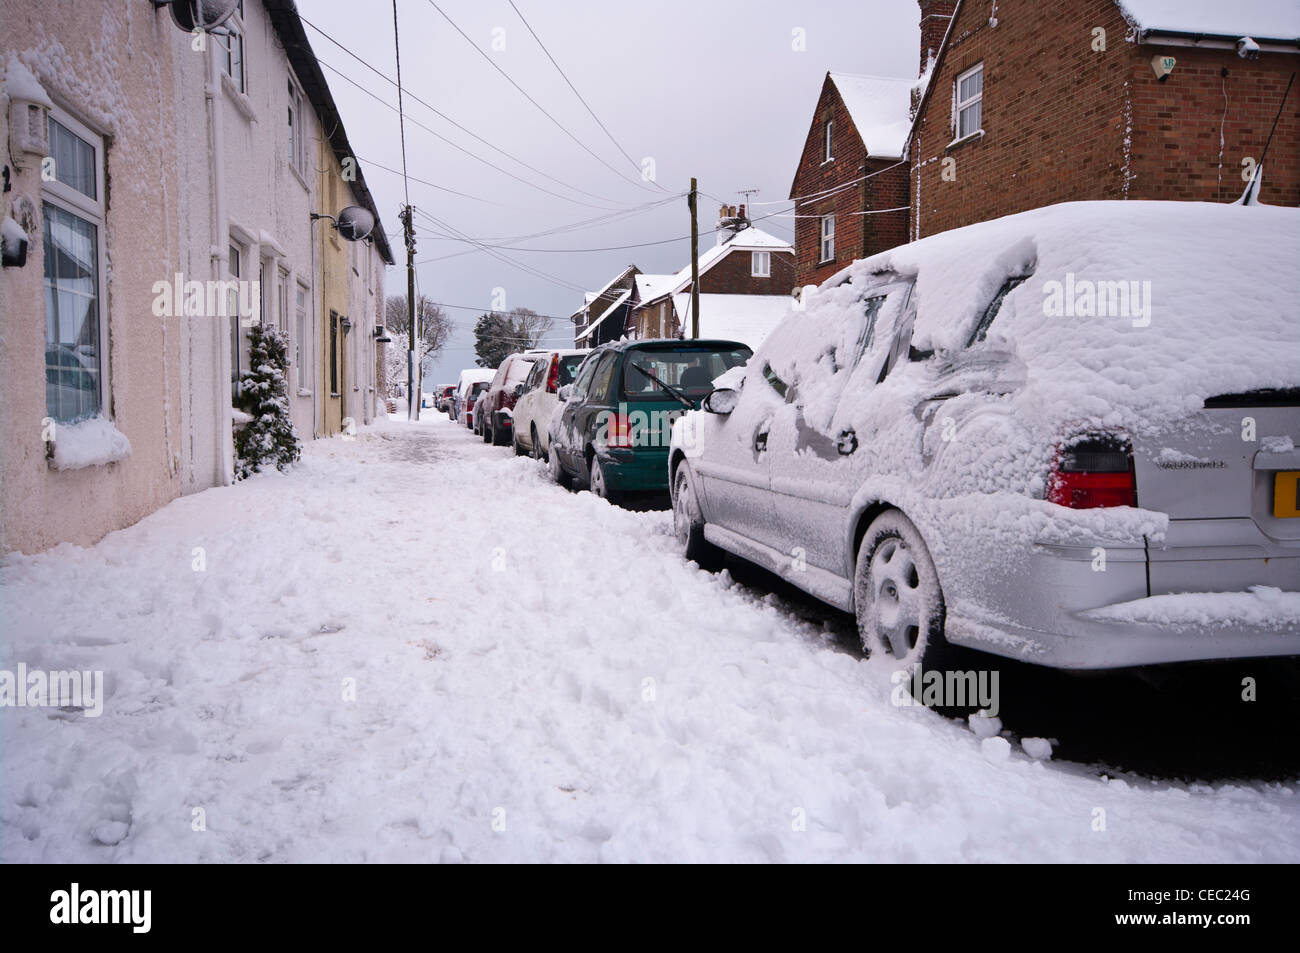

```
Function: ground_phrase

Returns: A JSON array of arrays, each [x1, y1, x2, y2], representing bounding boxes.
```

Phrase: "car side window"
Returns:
[[590, 353, 619, 403], [571, 353, 600, 398]]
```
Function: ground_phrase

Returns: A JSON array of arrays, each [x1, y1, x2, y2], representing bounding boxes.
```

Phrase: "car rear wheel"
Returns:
[[548, 440, 572, 488], [673, 465, 722, 570], [854, 510, 953, 672], [588, 456, 620, 503], [530, 425, 545, 461]]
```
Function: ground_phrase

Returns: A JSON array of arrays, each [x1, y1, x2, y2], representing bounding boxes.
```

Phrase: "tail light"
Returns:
[[546, 355, 560, 393], [1047, 435, 1137, 509], [607, 412, 632, 449]]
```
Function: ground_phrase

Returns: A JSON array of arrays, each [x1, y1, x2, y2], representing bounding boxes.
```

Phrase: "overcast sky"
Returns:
[[296, 0, 920, 385]]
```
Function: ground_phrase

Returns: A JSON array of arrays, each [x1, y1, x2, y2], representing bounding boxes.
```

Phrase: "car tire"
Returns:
[[672, 465, 723, 570], [513, 428, 527, 456], [588, 456, 620, 504], [530, 425, 544, 461], [854, 510, 955, 675], [547, 441, 572, 489]]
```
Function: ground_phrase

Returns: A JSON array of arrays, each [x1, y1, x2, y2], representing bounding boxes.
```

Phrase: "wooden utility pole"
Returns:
[[689, 177, 700, 339], [400, 205, 419, 421]]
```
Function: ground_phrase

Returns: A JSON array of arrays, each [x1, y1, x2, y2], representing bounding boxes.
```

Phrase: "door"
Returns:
[[555, 351, 614, 473], [765, 278, 915, 574]]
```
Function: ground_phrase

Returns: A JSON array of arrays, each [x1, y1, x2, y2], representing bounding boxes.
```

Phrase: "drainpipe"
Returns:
[[204, 37, 233, 484]]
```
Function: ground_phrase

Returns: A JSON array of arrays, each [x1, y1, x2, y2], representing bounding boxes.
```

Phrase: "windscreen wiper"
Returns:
[[630, 364, 696, 409]]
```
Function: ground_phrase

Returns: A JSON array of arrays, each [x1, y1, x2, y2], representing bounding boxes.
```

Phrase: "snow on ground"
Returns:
[[2, 414, 1297, 863]]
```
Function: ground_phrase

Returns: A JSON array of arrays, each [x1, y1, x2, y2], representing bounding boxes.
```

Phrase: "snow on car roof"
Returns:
[[828, 72, 915, 159], [1117, 0, 1300, 40], [799, 199, 1300, 436]]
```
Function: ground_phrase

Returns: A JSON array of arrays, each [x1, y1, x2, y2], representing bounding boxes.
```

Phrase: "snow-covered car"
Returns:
[[452, 368, 495, 428], [511, 348, 590, 458], [477, 352, 538, 446], [669, 200, 1300, 672]]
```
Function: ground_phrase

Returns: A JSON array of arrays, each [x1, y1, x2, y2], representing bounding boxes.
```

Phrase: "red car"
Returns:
[[477, 352, 542, 446]]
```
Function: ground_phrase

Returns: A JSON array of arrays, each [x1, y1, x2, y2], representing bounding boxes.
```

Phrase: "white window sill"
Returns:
[[221, 73, 257, 123], [296, 388, 312, 398], [290, 162, 310, 192], [47, 415, 132, 471], [946, 129, 985, 151]]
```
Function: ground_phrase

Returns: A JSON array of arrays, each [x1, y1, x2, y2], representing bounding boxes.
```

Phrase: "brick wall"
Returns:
[[909, 0, 1300, 240], [791, 77, 911, 286], [919, 0, 958, 75], [698, 246, 796, 294]]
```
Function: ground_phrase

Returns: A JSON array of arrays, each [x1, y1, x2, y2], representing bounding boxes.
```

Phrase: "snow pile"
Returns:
[[4, 57, 54, 108], [671, 293, 792, 350], [1118, 0, 1300, 40], [3, 416, 1298, 862], [2, 216, 28, 260], [1084, 586, 1300, 630], [49, 416, 131, 471]]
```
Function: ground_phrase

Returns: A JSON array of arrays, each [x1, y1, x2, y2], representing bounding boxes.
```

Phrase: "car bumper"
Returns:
[[595, 447, 671, 492], [942, 537, 1300, 669]]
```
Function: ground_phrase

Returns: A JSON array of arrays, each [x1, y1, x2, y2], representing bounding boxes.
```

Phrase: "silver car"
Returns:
[[669, 200, 1300, 671]]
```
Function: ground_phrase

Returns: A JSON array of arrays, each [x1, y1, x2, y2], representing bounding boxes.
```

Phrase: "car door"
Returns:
[[554, 350, 607, 472], [765, 277, 915, 575], [694, 361, 785, 551]]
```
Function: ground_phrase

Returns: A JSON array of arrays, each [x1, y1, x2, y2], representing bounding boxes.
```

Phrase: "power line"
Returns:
[[506, 0, 668, 193], [301, 14, 635, 208], [391, 2, 411, 209], [425, 0, 660, 196], [412, 207, 591, 294], [317, 59, 629, 212]]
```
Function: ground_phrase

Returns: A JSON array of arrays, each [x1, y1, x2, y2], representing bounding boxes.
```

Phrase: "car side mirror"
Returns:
[[702, 388, 739, 414], [558, 384, 574, 401], [514, 383, 525, 397]]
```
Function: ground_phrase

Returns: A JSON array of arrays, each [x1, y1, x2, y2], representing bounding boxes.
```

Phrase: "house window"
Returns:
[[287, 80, 306, 176], [751, 250, 771, 277], [954, 63, 983, 140], [42, 109, 106, 423], [329, 310, 340, 395], [819, 214, 835, 263], [295, 282, 308, 390], [229, 244, 242, 398], [824, 119, 834, 162], [219, 1, 246, 93], [277, 267, 290, 332]]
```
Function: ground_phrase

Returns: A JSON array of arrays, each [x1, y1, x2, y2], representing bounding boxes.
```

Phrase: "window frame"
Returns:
[[953, 62, 984, 141], [329, 309, 340, 396], [751, 250, 771, 278], [287, 77, 307, 179], [228, 243, 243, 399], [819, 213, 836, 264], [295, 280, 309, 391], [823, 118, 834, 162], [42, 106, 109, 423], [218, 1, 247, 95]]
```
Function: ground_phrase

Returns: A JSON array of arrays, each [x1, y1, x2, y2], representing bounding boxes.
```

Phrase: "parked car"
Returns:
[[435, 385, 456, 413], [511, 348, 589, 458], [668, 199, 1300, 673], [547, 339, 752, 501], [476, 352, 540, 446], [452, 368, 495, 427]]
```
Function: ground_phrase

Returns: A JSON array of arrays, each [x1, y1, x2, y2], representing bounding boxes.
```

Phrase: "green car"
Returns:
[[546, 339, 753, 501]]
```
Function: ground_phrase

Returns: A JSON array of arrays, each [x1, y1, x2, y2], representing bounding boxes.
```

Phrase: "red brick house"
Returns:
[[788, 72, 916, 287], [908, 0, 1300, 240], [627, 210, 795, 347]]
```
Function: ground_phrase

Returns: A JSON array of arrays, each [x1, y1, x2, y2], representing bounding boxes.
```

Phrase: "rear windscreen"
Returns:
[[558, 354, 585, 386], [622, 346, 751, 401]]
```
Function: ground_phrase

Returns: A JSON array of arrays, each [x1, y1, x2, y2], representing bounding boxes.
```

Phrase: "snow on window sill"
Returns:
[[47, 415, 131, 472], [289, 162, 310, 193], [231, 408, 254, 430], [221, 73, 257, 123], [946, 129, 985, 151], [296, 388, 312, 398]]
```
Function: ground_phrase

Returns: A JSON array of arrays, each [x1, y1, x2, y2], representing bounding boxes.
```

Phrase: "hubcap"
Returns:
[[868, 537, 924, 660], [673, 474, 692, 545], [591, 460, 606, 497]]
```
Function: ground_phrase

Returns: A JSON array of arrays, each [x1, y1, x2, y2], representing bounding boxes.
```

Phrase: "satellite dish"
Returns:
[[167, 0, 240, 33], [335, 206, 375, 242]]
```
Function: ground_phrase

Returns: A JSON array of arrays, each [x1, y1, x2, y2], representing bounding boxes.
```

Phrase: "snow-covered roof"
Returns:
[[650, 227, 792, 301], [1117, 0, 1300, 40], [571, 265, 637, 320], [672, 294, 792, 351], [576, 289, 632, 341], [634, 274, 673, 302], [828, 72, 915, 159]]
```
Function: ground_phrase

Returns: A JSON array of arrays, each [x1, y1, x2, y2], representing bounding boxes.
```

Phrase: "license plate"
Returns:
[[1275, 471, 1300, 518]]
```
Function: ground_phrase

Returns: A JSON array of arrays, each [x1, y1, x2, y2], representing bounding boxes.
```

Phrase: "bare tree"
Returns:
[[507, 307, 555, 350], [384, 294, 452, 395]]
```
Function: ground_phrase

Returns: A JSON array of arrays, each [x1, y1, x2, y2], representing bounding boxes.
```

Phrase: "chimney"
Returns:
[[917, 0, 956, 77], [715, 204, 749, 246]]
